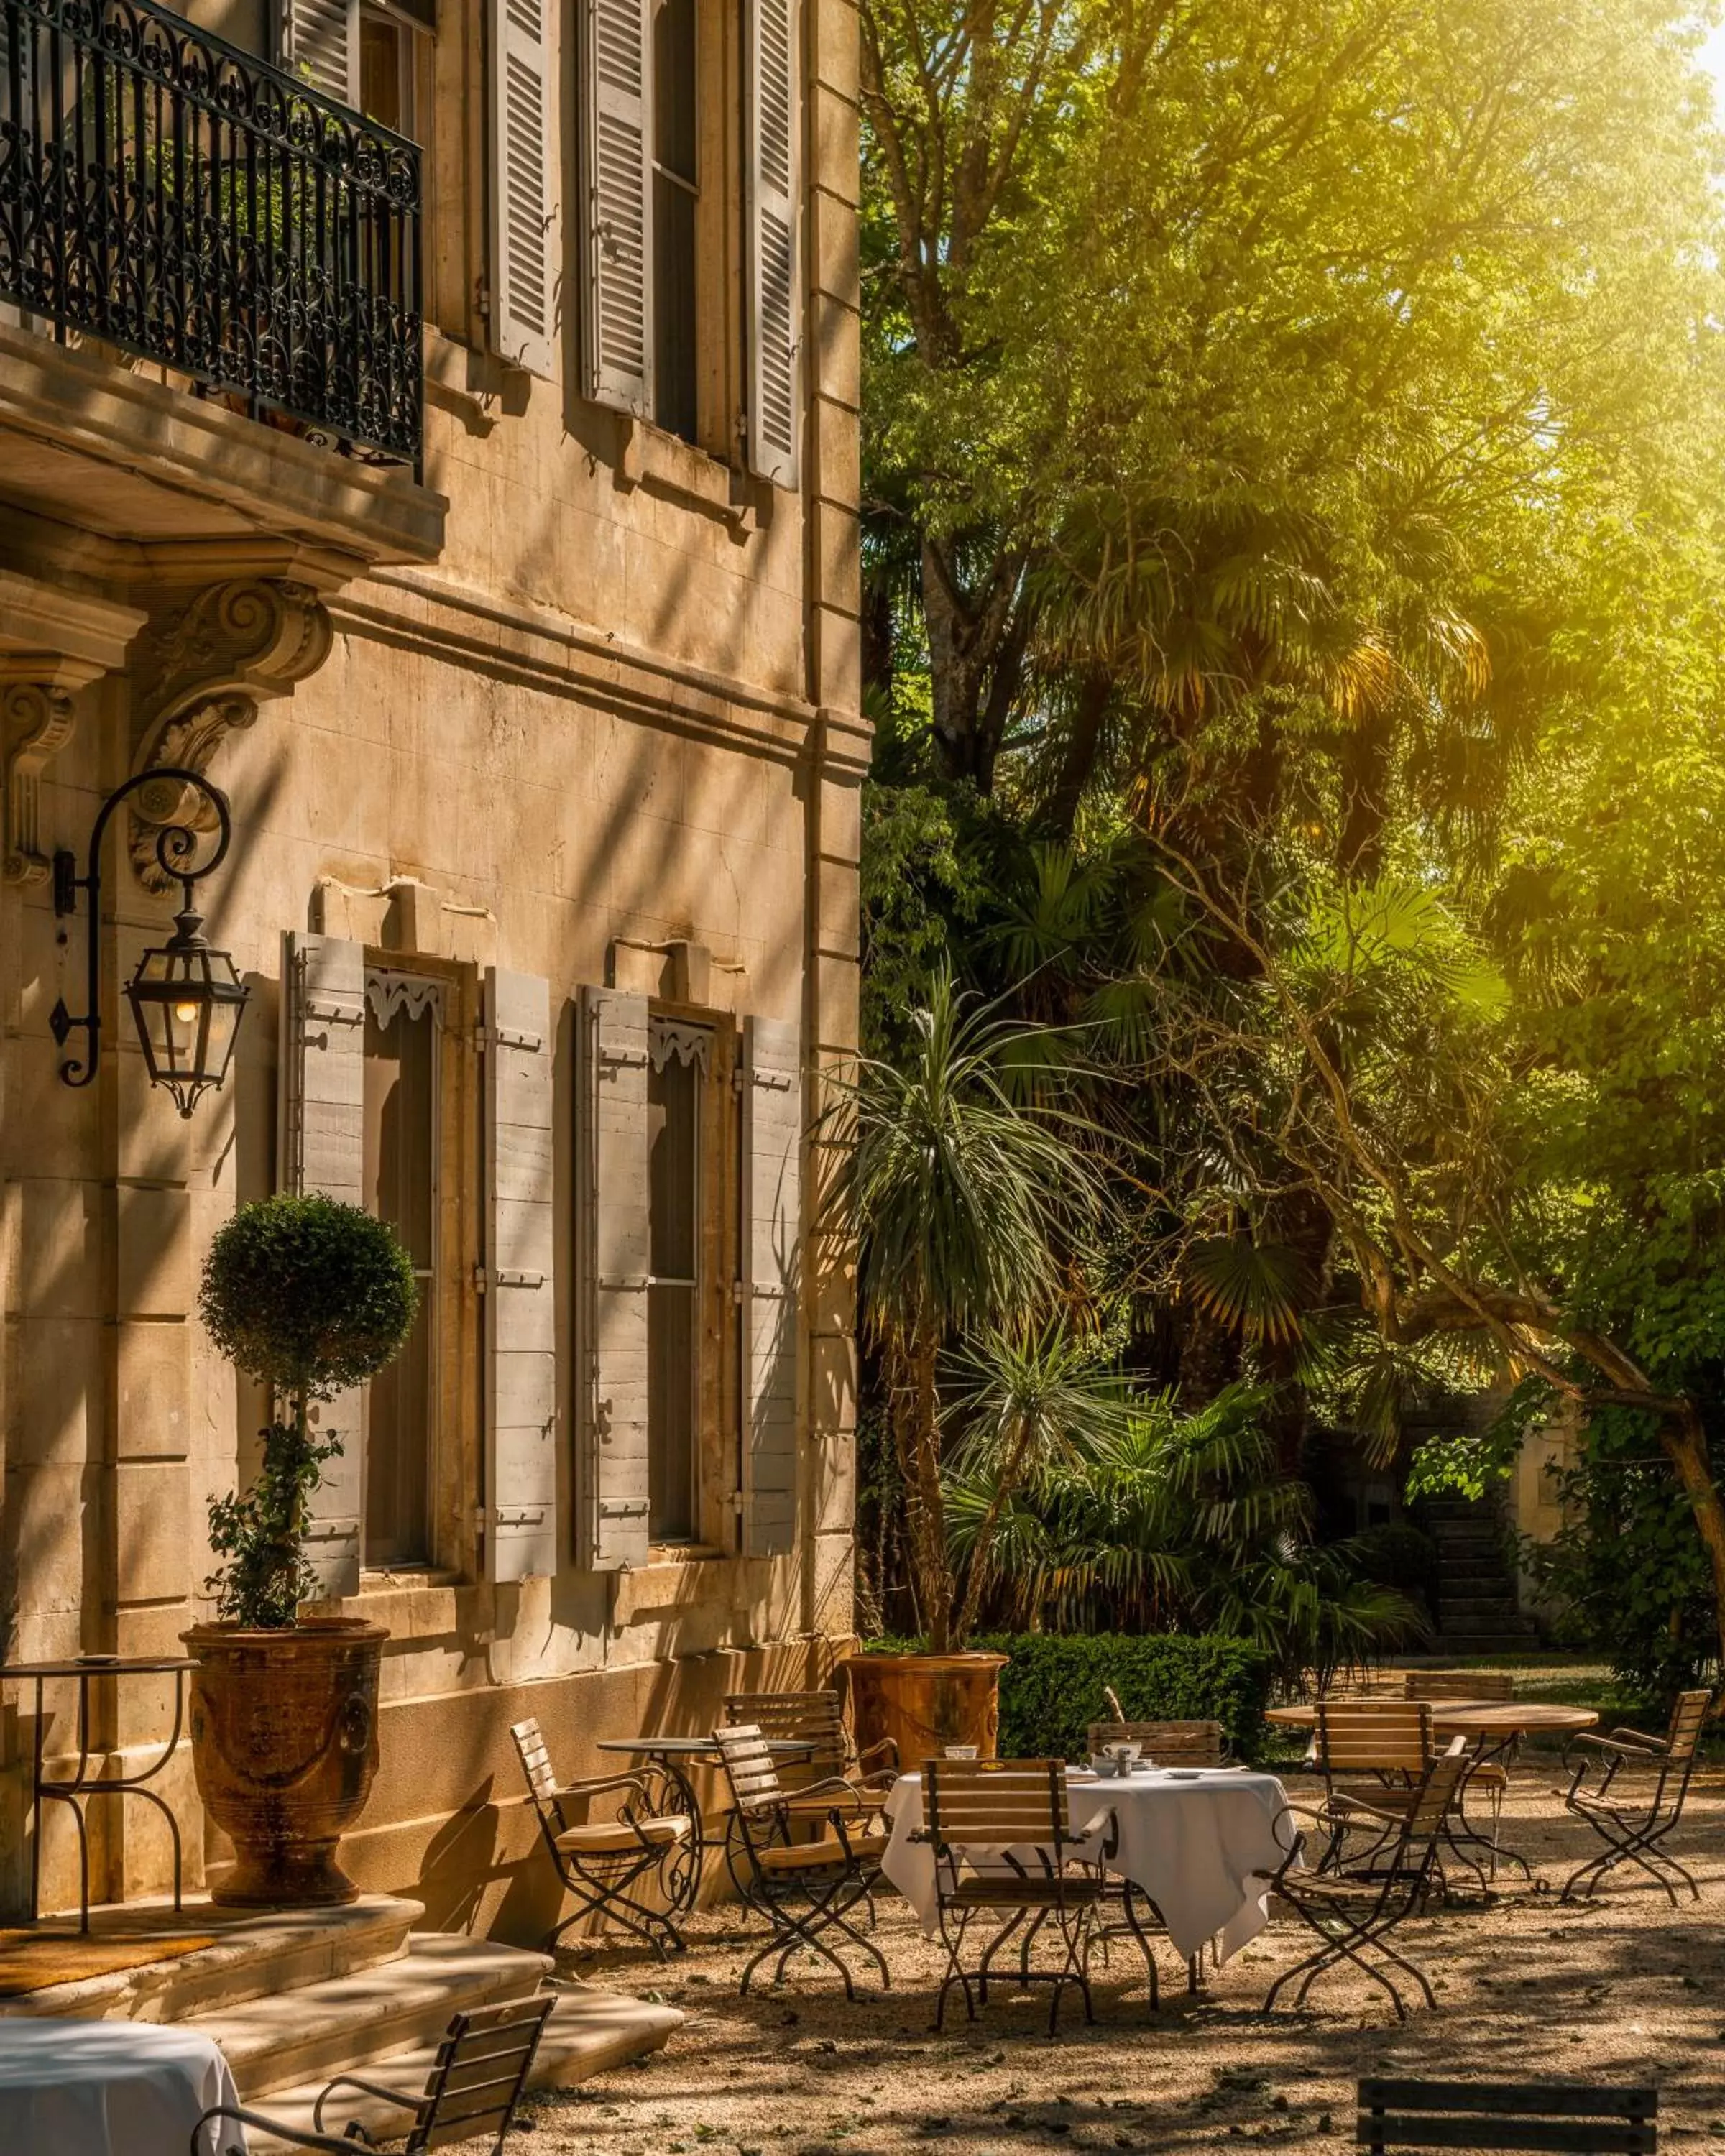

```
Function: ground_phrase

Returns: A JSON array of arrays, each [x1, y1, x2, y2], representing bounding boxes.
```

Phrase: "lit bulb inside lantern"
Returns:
[[172, 999, 200, 1024]]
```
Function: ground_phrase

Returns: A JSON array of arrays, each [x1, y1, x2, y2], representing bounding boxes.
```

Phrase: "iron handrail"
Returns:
[[0, 0, 422, 464]]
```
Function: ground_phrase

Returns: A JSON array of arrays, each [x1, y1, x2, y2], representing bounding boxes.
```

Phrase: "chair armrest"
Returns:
[[857, 1736, 899, 1773], [195, 2104, 374, 2154], [1573, 1733, 1659, 1762], [1606, 1726, 1666, 1752], [548, 1770, 661, 1800], [314, 2073, 423, 2133]]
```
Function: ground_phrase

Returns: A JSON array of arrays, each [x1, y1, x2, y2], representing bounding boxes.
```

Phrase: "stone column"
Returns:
[[801, 0, 868, 1646]]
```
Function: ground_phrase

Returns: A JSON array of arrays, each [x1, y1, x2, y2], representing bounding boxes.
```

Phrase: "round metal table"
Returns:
[[595, 1735, 814, 1907]]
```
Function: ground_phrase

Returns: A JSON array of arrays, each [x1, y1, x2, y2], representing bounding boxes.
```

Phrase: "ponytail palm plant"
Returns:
[[841, 971, 1101, 1651]]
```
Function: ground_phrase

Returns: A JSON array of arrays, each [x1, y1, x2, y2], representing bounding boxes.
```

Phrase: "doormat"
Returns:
[[0, 1928, 218, 1996]]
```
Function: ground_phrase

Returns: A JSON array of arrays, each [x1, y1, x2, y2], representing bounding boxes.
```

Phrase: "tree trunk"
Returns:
[[890, 1332, 954, 1651], [1048, 671, 1112, 837], [1660, 1401, 1725, 1675]]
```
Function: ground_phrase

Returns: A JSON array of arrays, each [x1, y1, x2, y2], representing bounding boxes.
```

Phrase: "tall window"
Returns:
[[359, 0, 433, 137], [652, 0, 699, 442], [647, 1021, 707, 1540], [362, 978, 438, 1566]]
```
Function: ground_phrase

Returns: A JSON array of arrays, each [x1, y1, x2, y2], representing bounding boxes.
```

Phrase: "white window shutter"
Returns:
[[581, 0, 651, 412], [284, 0, 359, 106], [577, 987, 652, 1570], [744, 0, 800, 487], [483, 969, 558, 1582], [740, 1016, 801, 1556], [279, 931, 366, 1599], [489, 0, 560, 377]]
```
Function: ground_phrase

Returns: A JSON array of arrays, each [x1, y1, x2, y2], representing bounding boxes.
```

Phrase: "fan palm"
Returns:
[[837, 970, 1102, 1650]]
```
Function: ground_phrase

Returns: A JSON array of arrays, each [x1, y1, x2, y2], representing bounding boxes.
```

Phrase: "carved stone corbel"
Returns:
[[2, 658, 103, 885], [128, 578, 334, 890]]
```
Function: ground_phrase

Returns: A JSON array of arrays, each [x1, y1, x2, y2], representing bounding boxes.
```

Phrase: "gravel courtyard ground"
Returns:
[[527, 1774, 1725, 2156]]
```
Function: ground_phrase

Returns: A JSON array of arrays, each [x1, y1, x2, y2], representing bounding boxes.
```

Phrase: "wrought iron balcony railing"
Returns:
[[0, 0, 422, 466]]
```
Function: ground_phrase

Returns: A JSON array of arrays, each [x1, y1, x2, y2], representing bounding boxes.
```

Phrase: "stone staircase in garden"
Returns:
[[0, 1894, 681, 2150], [1420, 1491, 1538, 1654]]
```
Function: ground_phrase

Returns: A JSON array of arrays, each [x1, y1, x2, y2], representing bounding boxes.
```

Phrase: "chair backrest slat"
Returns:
[[724, 1690, 850, 1791], [1405, 1738, 1470, 1842], [1087, 1719, 1224, 1765], [408, 1995, 555, 2156], [713, 1723, 784, 1808], [509, 1718, 558, 1808], [1317, 1701, 1433, 1775], [925, 1758, 1067, 1846], [1668, 1689, 1711, 1764], [1403, 1672, 1515, 1703], [1357, 2078, 1657, 2156]]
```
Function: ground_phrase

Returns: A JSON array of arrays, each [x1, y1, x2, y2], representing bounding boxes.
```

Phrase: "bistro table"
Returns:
[[882, 1764, 1297, 1969], [0, 1654, 196, 1929], [595, 1734, 815, 1907], [0, 2017, 242, 2155], [1265, 1699, 1598, 1877]]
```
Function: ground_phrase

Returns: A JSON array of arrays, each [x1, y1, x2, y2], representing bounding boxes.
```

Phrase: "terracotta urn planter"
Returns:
[[183, 1617, 387, 1907], [839, 1651, 1009, 1774]]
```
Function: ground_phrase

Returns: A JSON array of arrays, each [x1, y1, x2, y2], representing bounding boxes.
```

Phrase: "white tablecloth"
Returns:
[[882, 1766, 1295, 1963], [0, 2017, 243, 2156]]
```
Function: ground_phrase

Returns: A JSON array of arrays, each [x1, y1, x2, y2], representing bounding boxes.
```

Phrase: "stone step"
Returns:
[[1437, 1595, 1519, 1614], [0, 1896, 423, 2027], [193, 1930, 554, 2100], [238, 1982, 684, 2154]]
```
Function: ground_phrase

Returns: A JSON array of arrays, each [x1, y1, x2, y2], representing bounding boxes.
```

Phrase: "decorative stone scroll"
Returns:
[[365, 969, 447, 1029], [648, 1016, 712, 1077], [127, 579, 334, 890], [2, 671, 80, 884]]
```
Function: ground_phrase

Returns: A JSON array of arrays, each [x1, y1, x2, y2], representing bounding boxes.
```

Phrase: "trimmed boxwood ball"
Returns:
[[199, 1195, 418, 1628], [201, 1194, 418, 1399]]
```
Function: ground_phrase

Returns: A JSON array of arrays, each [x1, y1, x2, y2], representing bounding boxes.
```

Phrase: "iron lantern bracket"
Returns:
[[50, 766, 237, 1091]]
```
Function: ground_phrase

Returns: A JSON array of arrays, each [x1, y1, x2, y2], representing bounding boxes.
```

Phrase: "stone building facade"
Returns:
[[0, 0, 863, 1935]]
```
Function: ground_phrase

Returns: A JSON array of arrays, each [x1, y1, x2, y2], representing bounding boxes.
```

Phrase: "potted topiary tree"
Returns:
[[185, 1194, 418, 1906]]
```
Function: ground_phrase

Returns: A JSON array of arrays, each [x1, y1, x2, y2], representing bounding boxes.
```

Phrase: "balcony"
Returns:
[[0, 0, 441, 571]]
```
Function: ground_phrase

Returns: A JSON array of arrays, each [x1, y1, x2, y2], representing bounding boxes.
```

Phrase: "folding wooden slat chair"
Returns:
[[1258, 1738, 1470, 2020], [1085, 1718, 1226, 1997], [1086, 1718, 1226, 1764], [1401, 1672, 1516, 1702], [920, 1756, 1113, 2035], [510, 1716, 692, 1960], [724, 1687, 898, 1800], [194, 1994, 556, 2152], [1400, 1672, 1515, 1859], [1558, 1687, 1712, 1906], [713, 1721, 890, 1999], [1356, 2077, 1657, 2156]]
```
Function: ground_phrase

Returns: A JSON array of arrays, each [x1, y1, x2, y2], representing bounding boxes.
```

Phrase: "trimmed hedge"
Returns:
[[864, 1633, 1272, 1763]]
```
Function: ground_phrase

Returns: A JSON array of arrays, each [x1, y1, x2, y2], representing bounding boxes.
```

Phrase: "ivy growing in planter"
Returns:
[[199, 1195, 418, 1629]]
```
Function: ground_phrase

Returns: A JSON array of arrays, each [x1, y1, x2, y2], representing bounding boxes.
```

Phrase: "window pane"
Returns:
[[653, 0, 696, 184], [648, 1040, 703, 1542], [652, 0, 697, 442], [648, 1284, 696, 1542], [648, 1051, 698, 1279], [360, 10, 413, 136], [363, 998, 435, 1566], [653, 177, 698, 444]]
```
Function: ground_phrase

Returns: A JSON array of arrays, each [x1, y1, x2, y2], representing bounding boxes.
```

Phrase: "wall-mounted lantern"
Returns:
[[50, 768, 251, 1118]]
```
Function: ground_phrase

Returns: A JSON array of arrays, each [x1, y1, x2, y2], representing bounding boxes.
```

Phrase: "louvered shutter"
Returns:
[[581, 0, 650, 411], [283, 0, 359, 105], [578, 988, 651, 1569], [484, 969, 558, 1581], [740, 1017, 801, 1556], [489, 0, 559, 377], [744, 0, 800, 486], [279, 932, 366, 1598]]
